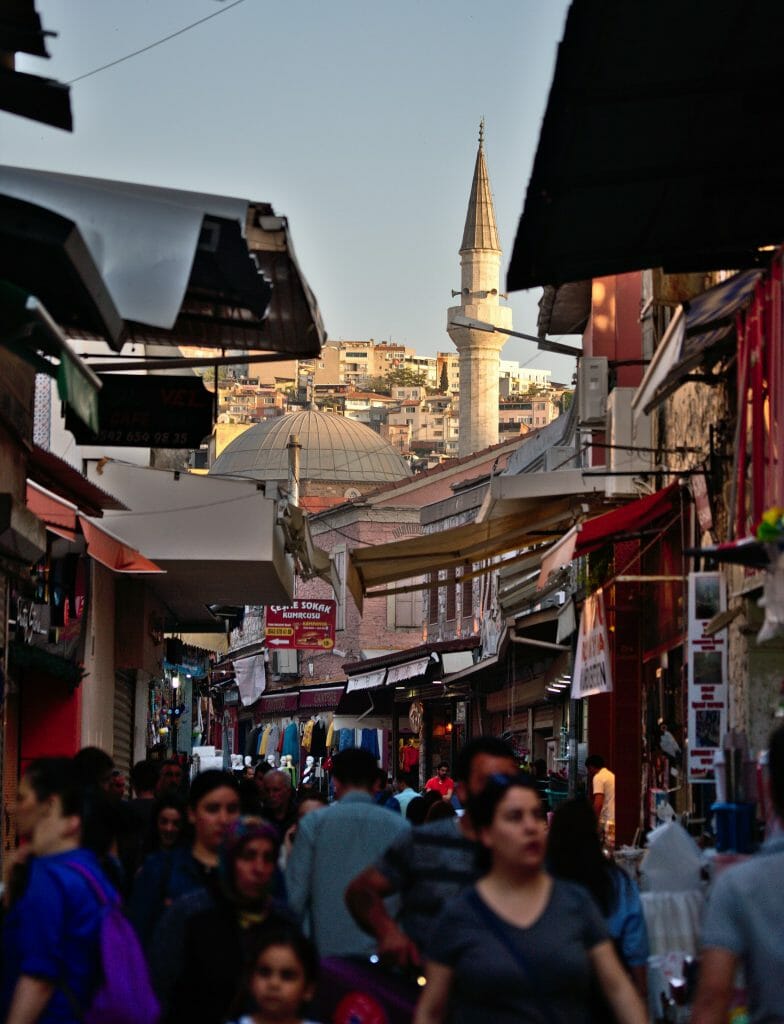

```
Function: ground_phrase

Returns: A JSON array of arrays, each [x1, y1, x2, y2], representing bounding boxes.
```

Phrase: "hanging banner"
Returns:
[[687, 572, 728, 783], [571, 589, 613, 698], [265, 599, 336, 650]]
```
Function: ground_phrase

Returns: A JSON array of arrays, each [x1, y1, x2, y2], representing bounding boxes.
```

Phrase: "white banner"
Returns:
[[687, 572, 727, 783], [571, 589, 613, 698]]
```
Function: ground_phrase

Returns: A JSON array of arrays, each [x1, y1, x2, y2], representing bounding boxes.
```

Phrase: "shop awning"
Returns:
[[258, 692, 299, 715], [333, 685, 394, 730], [348, 495, 584, 611], [634, 269, 764, 415], [299, 686, 344, 711], [26, 481, 78, 540], [79, 517, 164, 575], [0, 167, 326, 356], [573, 482, 682, 558], [83, 460, 294, 630], [386, 658, 432, 685], [506, 0, 784, 292], [28, 446, 125, 515], [345, 668, 388, 694]]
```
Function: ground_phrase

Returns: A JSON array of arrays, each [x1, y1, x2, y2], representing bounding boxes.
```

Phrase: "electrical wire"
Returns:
[[66, 0, 248, 85]]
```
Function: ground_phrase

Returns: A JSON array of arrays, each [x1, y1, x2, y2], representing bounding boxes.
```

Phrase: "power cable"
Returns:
[[66, 0, 248, 85]]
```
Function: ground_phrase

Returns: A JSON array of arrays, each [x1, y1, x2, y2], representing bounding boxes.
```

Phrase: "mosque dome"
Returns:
[[209, 407, 412, 484]]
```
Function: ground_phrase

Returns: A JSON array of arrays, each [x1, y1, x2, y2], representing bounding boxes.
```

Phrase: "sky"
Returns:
[[3, 1, 575, 382]]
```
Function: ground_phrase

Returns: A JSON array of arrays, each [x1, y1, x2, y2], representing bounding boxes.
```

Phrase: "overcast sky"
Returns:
[[3, 1, 575, 381]]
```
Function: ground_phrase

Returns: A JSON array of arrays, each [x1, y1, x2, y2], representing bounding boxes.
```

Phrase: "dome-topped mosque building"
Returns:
[[209, 405, 411, 509]]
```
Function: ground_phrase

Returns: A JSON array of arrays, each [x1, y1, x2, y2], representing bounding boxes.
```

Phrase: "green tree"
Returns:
[[439, 362, 449, 393]]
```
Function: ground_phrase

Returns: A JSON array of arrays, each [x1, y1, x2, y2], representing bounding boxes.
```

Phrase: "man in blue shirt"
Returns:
[[693, 723, 784, 1024], [286, 748, 409, 958]]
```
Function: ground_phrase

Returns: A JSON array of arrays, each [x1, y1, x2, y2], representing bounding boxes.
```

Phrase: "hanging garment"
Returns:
[[325, 719, 335, 751], [401, 743, 420, 773], [245, 725, 262, 758], [266, 724, 281, 756], [301, 719, 315, 753], [360, 728, 380, 760], [281, 721, 300, 760], [338, 728, 355, 752], [311, 720, 327, 758]]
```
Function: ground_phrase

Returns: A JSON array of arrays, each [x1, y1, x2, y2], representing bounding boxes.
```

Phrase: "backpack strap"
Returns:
[[63, 859, 119, 908]]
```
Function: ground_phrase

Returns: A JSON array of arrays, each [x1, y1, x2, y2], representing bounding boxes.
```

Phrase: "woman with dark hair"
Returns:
[[128, 769, 241, 946], [151, 817, 293, 1024], [547, 798, 649, 996], [143, 792, 188, 857], [0, 758, 122, 1024], [413, 774, 646, 1024]]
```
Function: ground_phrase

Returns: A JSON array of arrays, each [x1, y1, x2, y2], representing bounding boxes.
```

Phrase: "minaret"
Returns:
[[447, 121, 513, 458]]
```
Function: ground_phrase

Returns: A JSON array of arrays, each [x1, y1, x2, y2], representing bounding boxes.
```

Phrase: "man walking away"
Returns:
[[286, 748, 409, 958], [693, 723, 784, 1024], [586, 754, 616, 851], [395, 774, 420, 817], [346, 736, 518, 967]]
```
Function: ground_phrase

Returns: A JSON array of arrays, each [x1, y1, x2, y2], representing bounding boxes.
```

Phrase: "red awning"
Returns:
[[78, 516, 164, 574], [575, 483, 681, 558], [26, 481, 78, 540]]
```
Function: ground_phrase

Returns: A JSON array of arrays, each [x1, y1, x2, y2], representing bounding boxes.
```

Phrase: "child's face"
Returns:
[[250, 944, 314, 1021]]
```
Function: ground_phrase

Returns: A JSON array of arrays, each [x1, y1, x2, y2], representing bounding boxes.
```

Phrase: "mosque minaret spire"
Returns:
[[447, 120, 513, 457]]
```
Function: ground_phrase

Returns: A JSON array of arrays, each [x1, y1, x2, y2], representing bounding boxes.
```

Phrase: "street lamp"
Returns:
[[448, 313, 583, 359]]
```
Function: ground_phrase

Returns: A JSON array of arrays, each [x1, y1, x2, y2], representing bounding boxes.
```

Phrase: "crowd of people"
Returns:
[[1, 726, 783, 1023]]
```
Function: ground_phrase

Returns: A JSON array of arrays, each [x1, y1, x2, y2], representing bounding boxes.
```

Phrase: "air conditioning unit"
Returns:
[[605, 387, 652, 497], [543, 446, 578, 471], [577, 357, 608, 426], [270, 649, 298, 676]]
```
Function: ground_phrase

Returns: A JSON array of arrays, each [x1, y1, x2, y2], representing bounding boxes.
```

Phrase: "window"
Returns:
[[388, 585, 419, 628], [462, 575, 473, 618], [428, 572, 439, 623], [445, 568, 456, 621], [332, 547, 347, 630]]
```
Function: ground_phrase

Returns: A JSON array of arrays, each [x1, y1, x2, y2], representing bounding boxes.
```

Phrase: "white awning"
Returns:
[[0, 166, 247, 329], [386, 657, 432, 685], [345, 668, 388, 693], [632, 308, 684, 419], [84, 459, 293, 630], [537, 525, 580, 590]]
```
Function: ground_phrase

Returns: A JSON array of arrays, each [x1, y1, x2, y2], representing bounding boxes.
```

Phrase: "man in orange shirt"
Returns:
[[425, 762, 454, 802]]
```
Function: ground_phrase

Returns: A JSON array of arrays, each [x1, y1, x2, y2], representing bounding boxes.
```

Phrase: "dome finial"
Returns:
[[478, 117, 485, 148]]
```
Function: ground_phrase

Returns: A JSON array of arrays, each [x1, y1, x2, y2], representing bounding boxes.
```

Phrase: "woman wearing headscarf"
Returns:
[[150, 816, 293, 1024]]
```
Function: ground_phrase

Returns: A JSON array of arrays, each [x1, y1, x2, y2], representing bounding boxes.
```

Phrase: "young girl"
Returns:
[[228, 927, 321, 1024]]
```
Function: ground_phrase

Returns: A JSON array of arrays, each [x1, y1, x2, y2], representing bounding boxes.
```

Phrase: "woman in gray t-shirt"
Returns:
[[412, 774, 646, 1024]]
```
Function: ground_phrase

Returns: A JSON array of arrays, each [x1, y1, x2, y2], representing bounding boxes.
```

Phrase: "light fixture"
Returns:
[[171, 672, 180, 689]]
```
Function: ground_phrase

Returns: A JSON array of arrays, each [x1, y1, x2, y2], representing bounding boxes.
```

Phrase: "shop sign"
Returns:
[[687, 572, 727, 783], [65, 375, 213, 448], [571, 589, 612, 698], [264, 599, 336, 650]]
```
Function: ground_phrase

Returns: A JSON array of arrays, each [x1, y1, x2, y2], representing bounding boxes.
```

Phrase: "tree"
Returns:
[[439, 362, 449, 393]]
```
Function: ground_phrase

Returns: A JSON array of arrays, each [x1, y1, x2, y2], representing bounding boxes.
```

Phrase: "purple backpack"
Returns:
[[65, 861, 161, 1024]]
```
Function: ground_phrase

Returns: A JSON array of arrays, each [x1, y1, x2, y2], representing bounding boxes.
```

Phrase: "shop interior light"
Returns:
[[171, 672, 180, 689]]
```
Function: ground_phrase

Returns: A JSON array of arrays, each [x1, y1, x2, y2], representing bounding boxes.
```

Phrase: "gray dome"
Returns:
[[209, 408, 412, 484]]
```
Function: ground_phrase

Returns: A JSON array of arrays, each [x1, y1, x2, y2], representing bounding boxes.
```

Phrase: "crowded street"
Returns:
[[2, 2, 784, 1023]]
